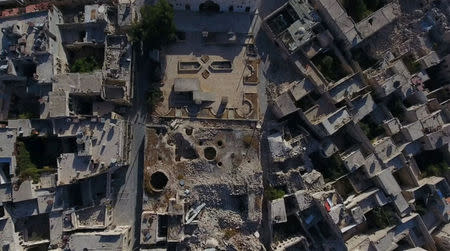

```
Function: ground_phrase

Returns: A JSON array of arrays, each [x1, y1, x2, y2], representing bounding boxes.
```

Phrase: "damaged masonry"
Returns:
[[1, 0, 450, 251], [0, 1, 135, 250]]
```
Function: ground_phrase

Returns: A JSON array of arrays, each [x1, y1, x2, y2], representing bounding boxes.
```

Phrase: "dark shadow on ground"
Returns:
[[133, 137, 145, 249], [255, 30, 301, 84], [258, 108, 277, 249]]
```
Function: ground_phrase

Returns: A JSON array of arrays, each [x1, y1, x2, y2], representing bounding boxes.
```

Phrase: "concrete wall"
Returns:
[[311, 0, 354, 48], [401, 120, 424, 142], [432, 54, 450, 86], [404, 104, 429, 123], [375, 169, 401, 196], [47, 6, 69, 74], [168, 0, 260, 13], [320, 107, 351, 136], [60, 24, 106, 44], [373, 137, 397, 162]]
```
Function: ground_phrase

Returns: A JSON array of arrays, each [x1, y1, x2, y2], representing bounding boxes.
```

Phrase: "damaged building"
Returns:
[[262, 0, 450, 250], [0, 1, 135, 251]]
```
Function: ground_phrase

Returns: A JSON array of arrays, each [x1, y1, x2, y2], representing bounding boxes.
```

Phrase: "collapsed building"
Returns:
[[141, 121, 264, 250], [0, 2, 132, 120], [263, 0, 450, 250], [1, 0, 448, 250], [0, 1, 135, 250]]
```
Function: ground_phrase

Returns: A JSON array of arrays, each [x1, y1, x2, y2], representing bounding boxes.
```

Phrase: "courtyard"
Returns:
[[155, 11, 260, 121]]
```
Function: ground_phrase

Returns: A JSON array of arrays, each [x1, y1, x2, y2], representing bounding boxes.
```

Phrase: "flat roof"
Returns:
[[355, 3, 397, 39], [290, 79, 316, 101], [69, 227, 129, 251], [273, 92, 298, 118], [48, 90, 69, 118], [0, 128, 16, 157], [173, 78, 200, 92], [53, 72, 103, 94], [54, 117, 124, 185]]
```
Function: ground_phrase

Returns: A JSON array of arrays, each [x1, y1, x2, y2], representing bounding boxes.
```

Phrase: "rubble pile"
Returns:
[[142, 120, 264, 250], [0, 1, 135, 250], [260, 0, 450, 250]]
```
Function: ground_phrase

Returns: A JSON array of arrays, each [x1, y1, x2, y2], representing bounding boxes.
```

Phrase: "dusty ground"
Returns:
[[143, 119, 264, 249], [156, 35, 260, 120], [154, 9, 263, 121], [361, 0, 449, 59]]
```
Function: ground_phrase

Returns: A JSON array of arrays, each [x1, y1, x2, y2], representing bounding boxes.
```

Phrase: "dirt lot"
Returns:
[[143, 119, 264, 249]]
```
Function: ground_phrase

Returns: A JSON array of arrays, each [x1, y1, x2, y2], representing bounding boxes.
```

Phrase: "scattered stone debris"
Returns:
[[0, 1, 135, 250], [2, 0, 450, 250], [260, 0, 450, 250], [142, 119, 263, 249]]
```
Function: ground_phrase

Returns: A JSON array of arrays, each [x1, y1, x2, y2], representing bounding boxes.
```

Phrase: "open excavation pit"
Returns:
[[204, 146, 217, 160], [143, 123, 263, 249], [149, 171, 169, 192]]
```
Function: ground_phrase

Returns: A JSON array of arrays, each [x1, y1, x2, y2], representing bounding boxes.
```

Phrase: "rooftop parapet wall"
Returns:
[[68, 225, 131, 251], [354, 3, 398, 39], [313, 0, 399, 48], [54, 117, 125, 185], [317, 107, 352, 136], [312, 0, 360, 47], [328, 73, 366, 103], [421, 124, 450, 151], [263, 0, 321, 54]]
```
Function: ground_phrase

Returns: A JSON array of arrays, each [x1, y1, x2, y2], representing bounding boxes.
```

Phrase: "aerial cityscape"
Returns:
[[0, 0, 449, 250]]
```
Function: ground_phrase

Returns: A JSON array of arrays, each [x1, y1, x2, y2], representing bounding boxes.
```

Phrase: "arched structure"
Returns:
[[199, 0, 220, 12], [168, 0, 259, 13]]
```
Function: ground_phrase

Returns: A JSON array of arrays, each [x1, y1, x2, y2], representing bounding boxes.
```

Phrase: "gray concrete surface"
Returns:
[[112, 44, 148, 249]]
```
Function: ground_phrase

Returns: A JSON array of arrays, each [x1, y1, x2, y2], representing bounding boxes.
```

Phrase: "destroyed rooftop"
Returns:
[[1, 0, 450, 251]]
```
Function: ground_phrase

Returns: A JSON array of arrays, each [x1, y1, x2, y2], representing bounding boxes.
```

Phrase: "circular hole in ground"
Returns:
[[204, 147, 217, 160], [150, 171, 168, 191], [185, 127, 193, 135], [199, 141, 203, 146], [217, 140, 223, 147], [217, 161, 223, 167]]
